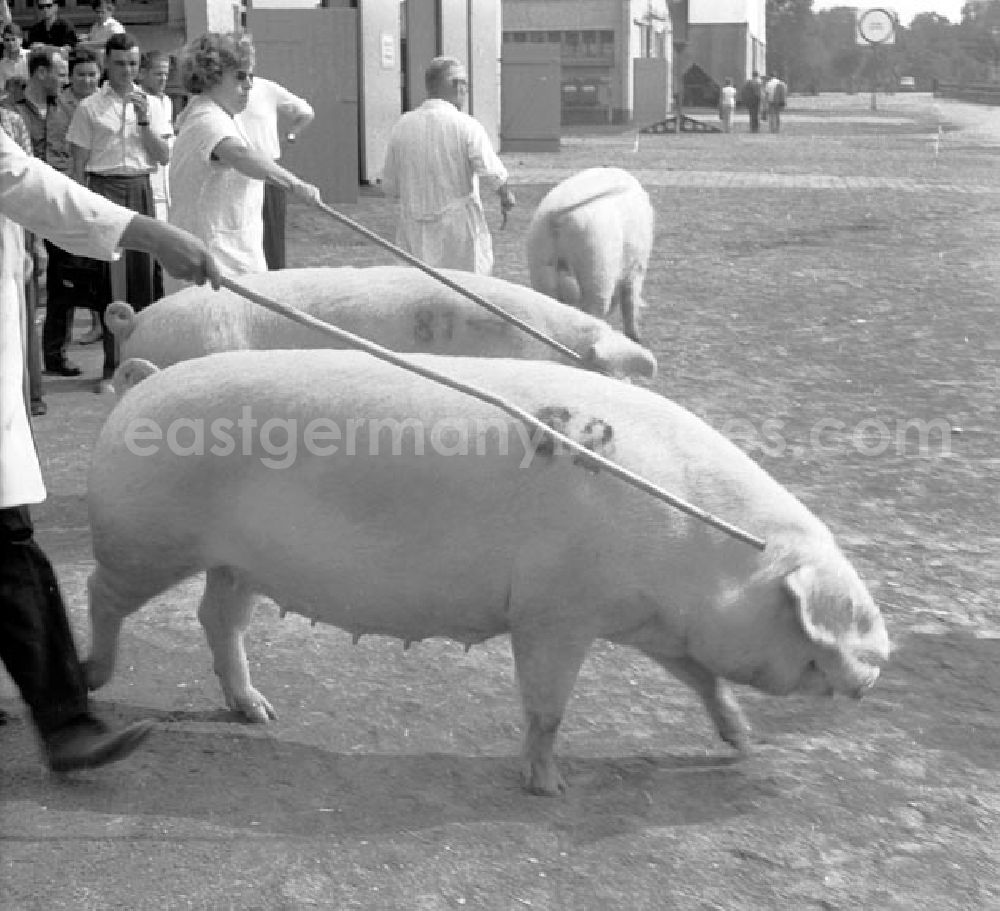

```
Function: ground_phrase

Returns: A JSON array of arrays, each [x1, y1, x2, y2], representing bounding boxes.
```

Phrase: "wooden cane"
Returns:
[[219, 275, 767, 552]]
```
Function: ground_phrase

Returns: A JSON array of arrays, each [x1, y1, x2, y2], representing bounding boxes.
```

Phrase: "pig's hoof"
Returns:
[[227, 689, 278, 723], [719, 725, 753, 754], [521, 760, 567, 797], [83, 657, 113, 691]]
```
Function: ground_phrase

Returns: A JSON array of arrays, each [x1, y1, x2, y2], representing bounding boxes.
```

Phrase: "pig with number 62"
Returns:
[[106, 265, 657, 380], [526, 167, 654, 342], [86, 350, 889, 796]]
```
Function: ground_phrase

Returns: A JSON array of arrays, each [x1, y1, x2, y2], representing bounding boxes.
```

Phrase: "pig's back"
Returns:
[[93, 350, 819, 545]]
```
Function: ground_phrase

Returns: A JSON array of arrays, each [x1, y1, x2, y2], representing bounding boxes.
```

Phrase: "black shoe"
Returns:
[[30, 400, 47, 416], [44, 361, 83, 377], [46, 717, 154, 773]]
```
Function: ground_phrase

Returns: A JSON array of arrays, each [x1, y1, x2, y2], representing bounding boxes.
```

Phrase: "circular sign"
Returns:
[[857, 8, 895, 44]]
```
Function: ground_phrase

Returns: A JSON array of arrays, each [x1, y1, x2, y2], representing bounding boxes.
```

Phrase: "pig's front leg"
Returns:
[[511, 624, 592, 797], [197, 567, 276, 723], [651, 655, 752, 752], [509, 550, 599, 795]]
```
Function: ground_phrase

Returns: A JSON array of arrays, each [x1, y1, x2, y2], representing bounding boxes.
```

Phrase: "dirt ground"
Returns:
[[2, 94, 998, 910]]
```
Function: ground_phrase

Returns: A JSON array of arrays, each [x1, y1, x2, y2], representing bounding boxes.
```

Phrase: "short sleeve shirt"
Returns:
[[66, 83, 169, 174]]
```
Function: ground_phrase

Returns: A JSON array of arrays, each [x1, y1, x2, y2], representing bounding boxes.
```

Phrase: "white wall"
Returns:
[[184, 0, 240, 36], [689, 0, 765, 41], [358, 0, 401, 183]]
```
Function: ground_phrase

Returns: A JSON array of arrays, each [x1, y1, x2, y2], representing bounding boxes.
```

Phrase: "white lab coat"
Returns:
[[0, 130, 131, 508], [381, 99, 508, 275]]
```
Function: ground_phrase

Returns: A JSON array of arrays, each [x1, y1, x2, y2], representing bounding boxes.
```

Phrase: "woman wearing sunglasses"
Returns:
[[166, 32, 320, 293]]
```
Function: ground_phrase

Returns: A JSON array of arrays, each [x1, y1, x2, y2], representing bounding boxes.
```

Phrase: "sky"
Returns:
[[810, 2, 968, 26]]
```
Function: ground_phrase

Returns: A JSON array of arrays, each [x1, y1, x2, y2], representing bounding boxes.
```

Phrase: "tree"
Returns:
[[958, 0, 1000, 80], [766, 0, 814, 85]]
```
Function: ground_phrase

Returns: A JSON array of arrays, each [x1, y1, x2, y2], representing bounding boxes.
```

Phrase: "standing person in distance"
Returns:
[[10, 45, 67, 416], [381, 56, 514, 275], [0, 23, 27, 91], [740, 70, 763, 134], [43, 46, 102, 377], [67, 31, 170, 389], [765, 73, 787, 133], [138, 49, 174, 222], [79, 0, 123, 66], [237, 73, 314, 270], [24, 0, 77, 56], [719, 77, 737, 133]]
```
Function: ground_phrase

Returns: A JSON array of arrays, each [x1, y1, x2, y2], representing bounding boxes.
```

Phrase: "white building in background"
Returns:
[[677, 0, 766, 104], [502, 0, 672, 124]]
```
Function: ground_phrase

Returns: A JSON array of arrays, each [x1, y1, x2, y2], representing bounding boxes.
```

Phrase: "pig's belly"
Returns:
[[204, 494, 520, 644]]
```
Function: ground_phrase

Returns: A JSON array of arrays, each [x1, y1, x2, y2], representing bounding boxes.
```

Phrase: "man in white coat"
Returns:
[[237, 74, 314, 270], [0, 128, 219, 771], [381, 56, 515, 275]]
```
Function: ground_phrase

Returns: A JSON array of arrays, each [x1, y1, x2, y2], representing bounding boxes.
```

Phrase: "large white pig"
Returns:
[[106, 265, 657, 379], [86, 351, 889, 796], [526, 167, 654, 343]]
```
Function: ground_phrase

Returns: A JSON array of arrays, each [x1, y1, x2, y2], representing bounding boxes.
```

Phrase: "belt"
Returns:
[[88, 171, 153, 179]]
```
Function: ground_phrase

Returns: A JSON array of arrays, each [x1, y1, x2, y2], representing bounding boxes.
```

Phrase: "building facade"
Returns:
[[501, 0, 671, 124], [10, 1, 502, 195]]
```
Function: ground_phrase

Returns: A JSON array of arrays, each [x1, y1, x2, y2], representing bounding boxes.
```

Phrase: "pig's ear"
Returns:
[[784, 565, 839, 648]]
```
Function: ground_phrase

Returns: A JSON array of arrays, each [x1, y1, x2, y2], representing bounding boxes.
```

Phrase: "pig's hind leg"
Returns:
[[197, 566, 276, 723], [85, 558, 191, 691]]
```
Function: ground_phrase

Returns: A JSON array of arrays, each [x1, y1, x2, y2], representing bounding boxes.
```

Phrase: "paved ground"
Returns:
[[506, 93, 1000, 192]]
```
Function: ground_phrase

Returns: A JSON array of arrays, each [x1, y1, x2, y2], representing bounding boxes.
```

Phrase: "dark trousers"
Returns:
[[24, 233, 43, 405], [0, 505, 89, 738], [748, 104, 760, 133], [42, 242, 88, 369], [87, 173, 158, 376], [263, 182, 287, 270]]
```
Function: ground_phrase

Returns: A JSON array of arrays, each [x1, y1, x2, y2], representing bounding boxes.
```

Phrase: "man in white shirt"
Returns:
[[67, 31, 170, 385], [381, 56, 514, 275], [0, 128, 219, 772], [79, 0, 124, 62], [237, 75, 313, 270], [764, 73, 787, 133], [719, 78, 737, 133], [139, 49, 174, 222]]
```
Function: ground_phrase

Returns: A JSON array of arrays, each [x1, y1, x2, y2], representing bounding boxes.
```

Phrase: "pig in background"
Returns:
[[526, 167, 654, 343], [86, 350, 889, 796], [105, 265, 657, 381]]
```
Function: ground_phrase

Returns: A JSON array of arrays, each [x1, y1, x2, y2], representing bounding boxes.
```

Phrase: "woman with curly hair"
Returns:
[[166, 32, 319, 291]]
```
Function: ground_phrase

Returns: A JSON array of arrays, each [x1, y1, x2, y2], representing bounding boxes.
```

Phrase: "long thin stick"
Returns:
[[312, 200, 589, 369], [220, 276, 766, 552]]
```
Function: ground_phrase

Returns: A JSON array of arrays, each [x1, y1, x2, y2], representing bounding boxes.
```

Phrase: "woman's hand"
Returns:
[[289, 179, 322, 208]]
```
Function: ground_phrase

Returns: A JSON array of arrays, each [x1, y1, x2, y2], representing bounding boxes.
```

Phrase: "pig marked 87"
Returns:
[[107, 265, 657, 380], [86, 351, 889, 795]]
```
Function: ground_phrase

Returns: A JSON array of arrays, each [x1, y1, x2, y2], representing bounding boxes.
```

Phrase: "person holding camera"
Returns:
[[67, 32, 170, 388]]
